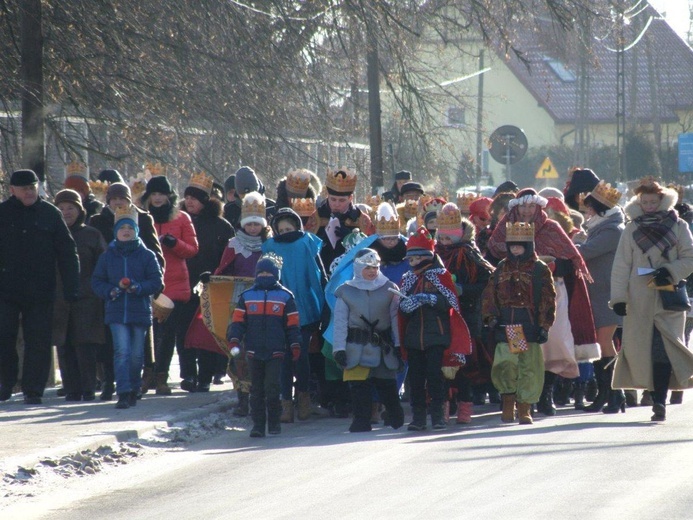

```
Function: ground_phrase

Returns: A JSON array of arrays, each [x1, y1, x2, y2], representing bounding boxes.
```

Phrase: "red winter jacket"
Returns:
[[155, 209, 199, 302]]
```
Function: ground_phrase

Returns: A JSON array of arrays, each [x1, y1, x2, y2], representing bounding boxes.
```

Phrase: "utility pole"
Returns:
[[21, 0, 45, 181], [475, 50, 484, 192], [366, 4, 383, 194]]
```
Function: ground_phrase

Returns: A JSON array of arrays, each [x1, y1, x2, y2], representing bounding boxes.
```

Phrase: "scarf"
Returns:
[[274, 230, 303, 243], [633, 210, 678, 257], [372, 238, 407, 265], [488, 206, 591, 281], [149, 203, 172, 224], [115, 237, 141, 255], [233, 229, 263, 253], [345, 265, 390, 291]]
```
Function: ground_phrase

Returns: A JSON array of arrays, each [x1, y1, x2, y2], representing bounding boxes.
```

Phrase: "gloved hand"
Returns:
[[126, 282, 141, 295], [200, 271, 212, 284], [291, 344, 301, 362], [109, 287, 123, 301], [419, 293, 438, 306], [613, 302, 627, 316], [399, 294, 425, 313], [161, 234, 177, 248], [537, 328, 549, 344], [333, 350, 347, 368], [653, 267, 672, 287], [334, 224, 350, 239]]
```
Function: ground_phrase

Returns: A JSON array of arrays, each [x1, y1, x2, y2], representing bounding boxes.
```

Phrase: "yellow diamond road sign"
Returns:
[[536, 157, 559, 179]]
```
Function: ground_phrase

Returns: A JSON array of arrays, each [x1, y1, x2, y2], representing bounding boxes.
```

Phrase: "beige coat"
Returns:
[[610, 189, 693, 389]]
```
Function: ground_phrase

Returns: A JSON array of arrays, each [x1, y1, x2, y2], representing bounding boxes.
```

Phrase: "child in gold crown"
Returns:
[[482, 222, 556, 424]]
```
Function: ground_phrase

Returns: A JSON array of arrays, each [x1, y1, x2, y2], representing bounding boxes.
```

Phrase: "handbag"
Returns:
[[660, 281, 691, 312]]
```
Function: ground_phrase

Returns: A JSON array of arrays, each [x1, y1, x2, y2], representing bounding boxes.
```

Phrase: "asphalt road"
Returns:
[[9, 399, 693, 520]]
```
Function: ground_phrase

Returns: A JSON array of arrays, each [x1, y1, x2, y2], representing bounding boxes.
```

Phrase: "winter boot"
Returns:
[[378, 380, 404, 430], [140, 367, 155, 395], [603, 388, 626, 414], [553, 377, 572, 406], [501, 393, 516, 423], [268, 399, 282, 435], [584, 358, 609, 412], [430, 401, 447, 430], [651, 403, 666, 422], [584, 377, 598, 402], [370, 403, 381, 424], [297, 391, 311, 421], [280, 400, 294, 423], [640, 390, 654, 406], [407, 407, 427, 431], [573, 381, 586, 410], [537, 382, 556, 416], [100, 381, 114, 401], [455, 401, 473, 424], [155, 373, 172, 396], [234, 391, 250, 417], [517, 402, 533, 424], [128, 391, 138, 407], [670, 391, 684, 405], [115, 394, 130, 409], [624, 389, 638, 407]]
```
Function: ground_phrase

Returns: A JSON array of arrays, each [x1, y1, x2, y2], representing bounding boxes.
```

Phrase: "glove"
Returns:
[[334, 224, 350, 239], [419, 293, 438, 307], [126, 283, 141, 295], [653, 267, 671, 287], [333, 350, 347, 368], [109, 287, 123, 301], [399, 294, 425, 313], [537, 328, 549, 344], [161, 234, 177, 248], [613, 302, 627, 316], [200, 271, 211, 284], [291, 344, 301, 362]]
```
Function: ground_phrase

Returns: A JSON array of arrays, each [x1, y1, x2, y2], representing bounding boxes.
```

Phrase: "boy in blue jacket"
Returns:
[[92, 205, 163, 409], [227, 254, 302, 437]]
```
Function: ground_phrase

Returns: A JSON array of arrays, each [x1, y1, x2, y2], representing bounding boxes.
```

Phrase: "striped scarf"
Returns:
[[633, 210, 678, 258]]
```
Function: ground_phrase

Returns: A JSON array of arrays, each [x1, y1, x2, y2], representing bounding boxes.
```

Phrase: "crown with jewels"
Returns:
[[437, 203, 462, 232], [189, 172, 214, 195], [589, 180, 622, 209], [290, 197, 316, 217], [397, 199, 418, 220], [145, 163, 166, 176], [66, 161, 88, 179], [325, 168, 357, 195], [456, 192, 479, 214], [114, 204, 139, 226], [506, 222, 535, 243], [88, 180, 109, 202], [286, 169, 312, 196]]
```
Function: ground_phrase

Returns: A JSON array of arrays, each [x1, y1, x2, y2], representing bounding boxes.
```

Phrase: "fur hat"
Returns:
[[507, 188, 548, 210], [144, 175, 173, 198], [405, 226, 435, 257], [400, 182, 424, 196], [98, 169, 124, 184]]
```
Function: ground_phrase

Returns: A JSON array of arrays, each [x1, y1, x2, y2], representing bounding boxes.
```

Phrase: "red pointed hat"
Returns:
[[405, 226, 435, 257]]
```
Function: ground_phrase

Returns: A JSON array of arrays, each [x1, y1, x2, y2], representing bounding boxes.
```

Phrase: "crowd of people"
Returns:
[[1, 162, 693, 437]]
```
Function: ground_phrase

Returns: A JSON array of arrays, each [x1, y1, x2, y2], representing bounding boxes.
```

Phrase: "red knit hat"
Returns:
[[469, 197, 492, 218], [405, 226, 435, 257]]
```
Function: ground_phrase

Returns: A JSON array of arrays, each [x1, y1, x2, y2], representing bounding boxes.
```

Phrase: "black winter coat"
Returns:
[[0, 196, 79, 302]]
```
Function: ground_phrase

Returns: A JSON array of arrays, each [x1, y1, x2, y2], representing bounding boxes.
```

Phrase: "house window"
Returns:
[[543, 56, 576, 82], [447, 106, 465, 127]]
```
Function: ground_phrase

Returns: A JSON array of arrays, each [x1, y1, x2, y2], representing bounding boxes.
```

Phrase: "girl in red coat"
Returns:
[[140, 176, 199, 394]]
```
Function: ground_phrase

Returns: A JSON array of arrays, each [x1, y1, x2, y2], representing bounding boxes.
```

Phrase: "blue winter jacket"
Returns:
[[227, 282, 302, 361], [92, 239, 163, 325]]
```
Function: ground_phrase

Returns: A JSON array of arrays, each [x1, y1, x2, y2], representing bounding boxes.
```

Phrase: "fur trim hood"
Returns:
[[624, 187, 677, 220]]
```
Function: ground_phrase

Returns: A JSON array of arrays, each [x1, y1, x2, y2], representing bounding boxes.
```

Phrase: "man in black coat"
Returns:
[[0, 170, 80, 404]]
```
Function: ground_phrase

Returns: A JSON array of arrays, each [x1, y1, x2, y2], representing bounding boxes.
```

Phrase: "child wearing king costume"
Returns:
[[481, 222, 556, 424]]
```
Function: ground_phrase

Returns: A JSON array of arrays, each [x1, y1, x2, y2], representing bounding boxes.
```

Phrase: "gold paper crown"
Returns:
[[456, 193, 479, 214], [366, 194, 382, 207], [189, 172, 214, 194], [437, 204, 462, 231], [397, 200, 418, 220], [290, 197, 316, 217], [286, 169, 312, 195], [589, 180, 621, 209], [325, 168, 357, 194], [66, 161, 88, 178], [130, 179, 146, 198], [241, 192, 266, 220], [88, 180, 109, 202], [145, 163, 166, 176], [375, 215, 400, 236], [114, 204, 139, 226], [506, 222, 535, 243]]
